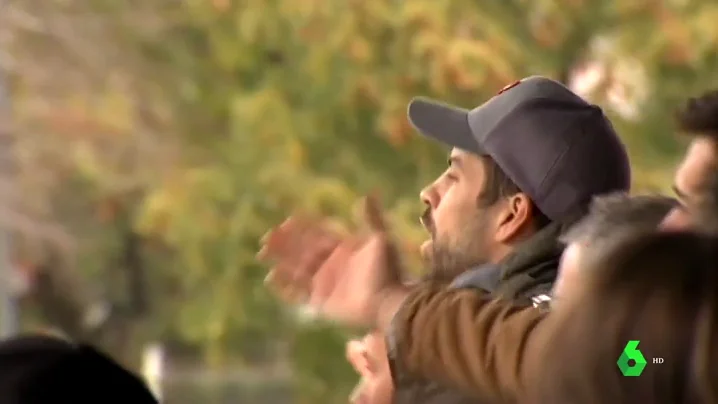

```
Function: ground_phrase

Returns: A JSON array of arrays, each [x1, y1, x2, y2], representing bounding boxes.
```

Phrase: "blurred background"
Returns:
[[0, 0, 717, 402]]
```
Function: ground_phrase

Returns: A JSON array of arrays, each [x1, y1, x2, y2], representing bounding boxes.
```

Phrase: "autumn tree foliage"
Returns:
[[2, 0, 718, 401]]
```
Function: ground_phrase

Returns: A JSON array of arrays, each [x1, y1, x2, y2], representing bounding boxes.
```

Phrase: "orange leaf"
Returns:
[[96, 198, 120, 223], [386, 115, 412, 148], [211, 0, 230, 12], [348, 38, 372, 64]]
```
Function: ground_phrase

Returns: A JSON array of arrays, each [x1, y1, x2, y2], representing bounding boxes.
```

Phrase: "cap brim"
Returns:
[[407, 97, 484, 154]]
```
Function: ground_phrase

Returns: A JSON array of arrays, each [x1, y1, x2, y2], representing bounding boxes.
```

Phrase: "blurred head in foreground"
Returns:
[[530, 231, 718, 404], [0, 334, 157, 404], [555, 193, 676, 300]]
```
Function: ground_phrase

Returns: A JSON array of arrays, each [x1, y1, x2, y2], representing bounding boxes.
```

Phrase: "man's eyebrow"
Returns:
[[448, 156, 462, 169]]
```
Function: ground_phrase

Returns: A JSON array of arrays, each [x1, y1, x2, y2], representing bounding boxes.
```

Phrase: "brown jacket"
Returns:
[[387, 220, 563, 403], [386, 284, 548, 403]]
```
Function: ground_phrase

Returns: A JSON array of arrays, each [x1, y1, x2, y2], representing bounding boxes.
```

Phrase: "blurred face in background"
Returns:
[[663, 137, 718, 230], [556, 194, 677, 301], [556, 238, 628, 303], [347, 332, 393, 404], [553, 241, 583, 300]]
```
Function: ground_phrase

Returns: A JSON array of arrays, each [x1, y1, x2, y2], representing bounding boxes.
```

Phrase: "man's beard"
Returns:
[[422, 214, 492, 282]]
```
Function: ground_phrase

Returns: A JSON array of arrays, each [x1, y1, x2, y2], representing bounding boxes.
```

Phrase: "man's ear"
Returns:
[[494, 193, 534, 243]]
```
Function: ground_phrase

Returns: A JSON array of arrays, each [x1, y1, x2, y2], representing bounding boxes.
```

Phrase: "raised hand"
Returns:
[[259, 215, 341, 302], [258, 195, 405, 327]]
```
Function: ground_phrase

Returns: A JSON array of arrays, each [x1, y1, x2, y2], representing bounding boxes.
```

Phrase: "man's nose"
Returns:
[[420, 186, 440, 210]]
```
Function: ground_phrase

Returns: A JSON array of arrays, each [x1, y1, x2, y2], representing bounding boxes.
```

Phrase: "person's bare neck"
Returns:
[[490, 226, 540, 263]]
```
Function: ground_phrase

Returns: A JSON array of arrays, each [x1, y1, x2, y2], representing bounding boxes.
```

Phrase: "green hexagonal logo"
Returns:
[[617, 340, 647, 376]]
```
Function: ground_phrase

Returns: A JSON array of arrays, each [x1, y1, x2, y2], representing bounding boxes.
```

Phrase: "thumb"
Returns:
[[363, 195, 404, 284], [363, 193, 387, 233]]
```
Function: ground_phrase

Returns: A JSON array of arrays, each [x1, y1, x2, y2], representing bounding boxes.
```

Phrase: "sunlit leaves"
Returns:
[[9, 0, 718, 399]]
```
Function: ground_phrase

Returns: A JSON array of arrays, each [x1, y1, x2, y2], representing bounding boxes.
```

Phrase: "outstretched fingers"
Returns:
[[259, 216, 342, 302], [309, 237, 363, 308]]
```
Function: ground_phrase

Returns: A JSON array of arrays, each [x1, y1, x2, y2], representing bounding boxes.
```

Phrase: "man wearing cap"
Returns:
[[259, 76, 631, 402], [410, 76, 629, 298]]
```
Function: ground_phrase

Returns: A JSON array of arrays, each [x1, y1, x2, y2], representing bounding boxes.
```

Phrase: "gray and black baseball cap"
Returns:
[[408, 76, 631, 223]]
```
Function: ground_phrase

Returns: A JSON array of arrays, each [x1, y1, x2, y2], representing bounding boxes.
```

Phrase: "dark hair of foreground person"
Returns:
[[528, 231, 718, 404]]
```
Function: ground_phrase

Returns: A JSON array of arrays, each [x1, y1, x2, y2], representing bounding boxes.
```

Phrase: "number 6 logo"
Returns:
[[617, 340, 647, 376]]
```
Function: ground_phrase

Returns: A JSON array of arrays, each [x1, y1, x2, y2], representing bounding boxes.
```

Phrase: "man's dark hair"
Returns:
[[477, 158, 551, 228], [560, 192, 676, 247], [675, 89, 718, 136]]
